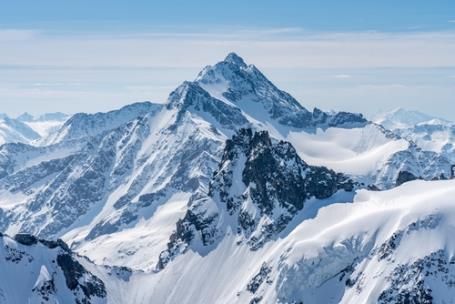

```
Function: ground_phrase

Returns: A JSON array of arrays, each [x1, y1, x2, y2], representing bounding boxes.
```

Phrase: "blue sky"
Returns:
[[2, 0, 454, 32], [0, 1, 455, 119]]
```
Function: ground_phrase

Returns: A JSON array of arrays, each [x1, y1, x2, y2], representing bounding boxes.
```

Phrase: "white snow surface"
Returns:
[[69, 192, 190, 270], [286, 124, 409, 176]]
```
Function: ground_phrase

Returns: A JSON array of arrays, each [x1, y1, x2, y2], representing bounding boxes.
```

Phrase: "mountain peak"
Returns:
[[37, 112, 69, 122], [17, 112, 35, 122], [224, 52, 247, 67], [193, 52, 308, 121], [176, 54, 368, 131], [373, 107, 449, 130]]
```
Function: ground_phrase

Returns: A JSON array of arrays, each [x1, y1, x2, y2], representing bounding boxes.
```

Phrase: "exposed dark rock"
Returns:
[[377, 250, 455, 304], [14, 233, 38, 246], [156, 194, 218, 271], [4, 245, 32, 263], [249, 296, 263, 304], [57, 253, 106, 300], [157, 128, 354, 270], [377, 215, 442, 262], [105, 265, 133, 282], [247, 263, 272, 294], [215, 128, 353, 246], [39, 238, 71, 252], [167, 81, 249, 129], [32, 276, 56, 302], [396, 171, 418, 186]]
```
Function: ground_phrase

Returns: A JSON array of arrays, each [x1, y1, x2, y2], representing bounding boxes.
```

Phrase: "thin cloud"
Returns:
[[332, 74, 352, 79], [0, 27, 454, 120], [1, 28, 455, 69]]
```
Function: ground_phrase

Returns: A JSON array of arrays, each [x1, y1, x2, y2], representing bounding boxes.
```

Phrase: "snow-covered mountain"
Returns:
[[1, 53, 455, 303], [0, 112, 69, 146], [0, 116, 41, 146], [43, 103, 153, 145], [19, 112, 70, 143], [157, 128, 354, 270], [374, 108, 455, 163], [143, 179, 455, 304], [373, 107, 445, 130], [4, 179, 455, 303]]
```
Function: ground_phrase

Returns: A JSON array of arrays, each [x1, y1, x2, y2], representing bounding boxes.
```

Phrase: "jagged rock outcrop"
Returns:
[[0, 233, 106, 303], [157, 129, 353, 269]]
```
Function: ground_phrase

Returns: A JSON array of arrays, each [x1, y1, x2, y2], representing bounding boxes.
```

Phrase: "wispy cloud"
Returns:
[[448, 20, 455, 23], [1, 28, 455, 69], [332, 74, 352, 79]]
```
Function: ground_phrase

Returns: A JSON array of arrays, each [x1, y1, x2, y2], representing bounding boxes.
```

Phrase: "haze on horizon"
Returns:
[[1, 0, 454, 120]]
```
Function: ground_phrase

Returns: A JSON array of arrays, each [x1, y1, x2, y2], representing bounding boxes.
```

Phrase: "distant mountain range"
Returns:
[[0, 112, 69, 146], [0, 53, 454, 303], [374, 108, 455, 163]]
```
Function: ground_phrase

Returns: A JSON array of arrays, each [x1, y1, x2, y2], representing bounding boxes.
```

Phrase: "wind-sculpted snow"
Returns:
[[287, 123, 453, 189], [262, 180, 455, 304]]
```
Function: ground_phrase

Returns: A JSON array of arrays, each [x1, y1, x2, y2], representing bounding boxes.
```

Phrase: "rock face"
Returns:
[[373, 143, 452, 189], [0, 233, 107, 304], [57, 253, 106, 300], [377, 250, 453, 304], [157, 129, 353, 269], [167, 81, 249, 130]]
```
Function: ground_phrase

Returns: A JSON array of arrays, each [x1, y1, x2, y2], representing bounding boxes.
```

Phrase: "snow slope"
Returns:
[[3, 179, 455, 304], [286, 124, 409, 176], [89, 179, 455, 304]]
